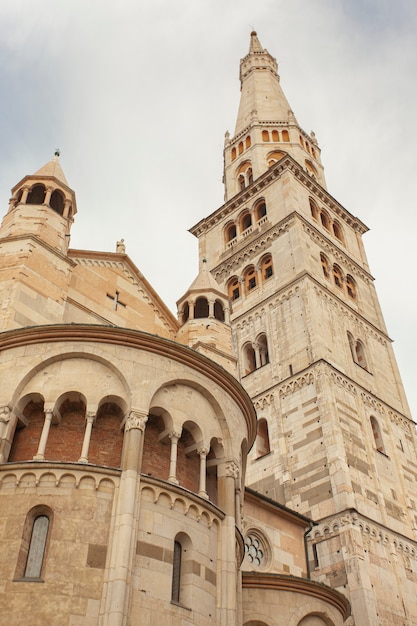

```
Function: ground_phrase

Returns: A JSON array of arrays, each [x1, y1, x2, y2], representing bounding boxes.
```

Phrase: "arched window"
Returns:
[[27, 184, 46, 205], [182, 301, 190, 323], [245, 135, 251, 148], [225, 222, 237, 243], [194, 297, 209, 318], [346, 275, 357, 300], [237, 161, 253, 190], [238, 141, 244, 154], [333, 220, 344, 243], [262, 130, 270, 142], [312, 147, 316, 158], [267, 150, 286, 167], [299, 135, 304, 147], [244, 266, 257, 293], [231, 147, 237, 161], [15, 506, 53, 581], [307, 159, 317, 176], [228, 277, 240, 301], [320, 210, 330, 231], [261, 255, 273, 280], [333, 264, 343, 288], [243, 343, 256, 375], [370, 416, 385, 453], [214, 300, 225, 322], [320, 253, 330, 278], [240, 211, 252, 233], [257, 333, 269, 365], [50, 190, 64, 215], [282, 129, 290, 142], [310, 198, 319, 220], [254, 200, 267, 221], [355, 339, 368, 370], [171, 533, 192, 607], [272, 130, 279, 141], [256, 419, 270, 457], [171, 540, 182, 604]]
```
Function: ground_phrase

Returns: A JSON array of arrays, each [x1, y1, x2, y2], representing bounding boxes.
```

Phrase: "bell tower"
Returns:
[[191, 33, 417, 625], [0, 153, 77, 330]]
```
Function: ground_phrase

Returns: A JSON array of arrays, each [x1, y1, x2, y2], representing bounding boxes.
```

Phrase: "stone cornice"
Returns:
[[0, 324, 257, 447], [189, 155, 367, 237], [242, 572, 351, 620], [233, 272, 390, 345], [310, 508, 417, 559], [300, 216, 373, 283], [248, 359, 414, 432], [212, 215, 293, 280], [0, 234, 77, 267]]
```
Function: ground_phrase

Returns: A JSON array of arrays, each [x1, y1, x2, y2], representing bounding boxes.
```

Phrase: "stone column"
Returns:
[[43, 187, 53, 206], [208, 299, 215, 319], [63, 198, 72, 218], [0, 406, 11, 463], [253, 343, 261, 369], [102, 409, 148, 626], [33, 409, 53, 460], [198, 446, 209, 499], [188, 300, 195, 320], [218, 460, 240, 626], [168, 427, 182, 484], [224, 305, 230, 324], [78, 411, 96, 463], [20, 187, 30, 204]]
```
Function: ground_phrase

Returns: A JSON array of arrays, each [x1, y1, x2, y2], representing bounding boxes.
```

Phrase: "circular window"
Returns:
[[244, 534, 265, 567]]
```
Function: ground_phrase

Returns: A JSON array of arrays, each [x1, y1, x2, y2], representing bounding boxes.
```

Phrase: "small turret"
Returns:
[[176, 260, 236, 374], [1, 152, 76, 254]]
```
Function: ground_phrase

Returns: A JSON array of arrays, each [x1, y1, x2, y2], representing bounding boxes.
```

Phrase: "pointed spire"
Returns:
[[234, 32, 292, 135], [249, 30, 263, 53], [33, 152, 69, 186]]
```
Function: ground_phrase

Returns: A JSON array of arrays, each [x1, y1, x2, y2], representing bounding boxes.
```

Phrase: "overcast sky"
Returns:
[[0, 0, 416, 419]]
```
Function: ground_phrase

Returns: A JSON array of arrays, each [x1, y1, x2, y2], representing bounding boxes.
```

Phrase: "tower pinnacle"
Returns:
[[223, 32, 326, 200]]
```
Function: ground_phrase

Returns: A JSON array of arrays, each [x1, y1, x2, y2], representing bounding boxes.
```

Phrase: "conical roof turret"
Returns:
[[33, 151, 69, 186]]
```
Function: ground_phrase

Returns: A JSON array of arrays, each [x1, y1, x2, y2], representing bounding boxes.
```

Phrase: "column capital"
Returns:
[[86, 411, 96, 424], [169, 426, 182, 441], [0, 406, 10, 424], [197, 446, 210, 457], [125, 410, 148, 432], [225, 460, 239, 479]]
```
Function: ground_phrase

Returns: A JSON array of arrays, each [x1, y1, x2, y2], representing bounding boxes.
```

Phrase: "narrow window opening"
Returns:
[[25, 515, 49, 578], [282, 130, 290, 142], [256, 419, 271, 457], [171, 540, 182, 604], [214, 300, 225, 322]]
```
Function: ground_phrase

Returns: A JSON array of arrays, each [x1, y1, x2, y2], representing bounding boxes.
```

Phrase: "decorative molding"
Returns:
[[309, 510, 417, 560], [212, 216, 294, 281], [302, 220, 372, 283], [278, 372, 314, 399], [253, 394, 275, 410], [0, 462, 119, 491], [242, 572, 351, 620], [140, 475, 224, 527]]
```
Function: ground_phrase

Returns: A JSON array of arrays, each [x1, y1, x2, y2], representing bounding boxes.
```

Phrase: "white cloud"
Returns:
[[0, 0, 416, 418]]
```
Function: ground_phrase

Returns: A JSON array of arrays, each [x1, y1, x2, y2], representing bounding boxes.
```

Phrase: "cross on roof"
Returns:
[[106, 291, 126, 311]]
